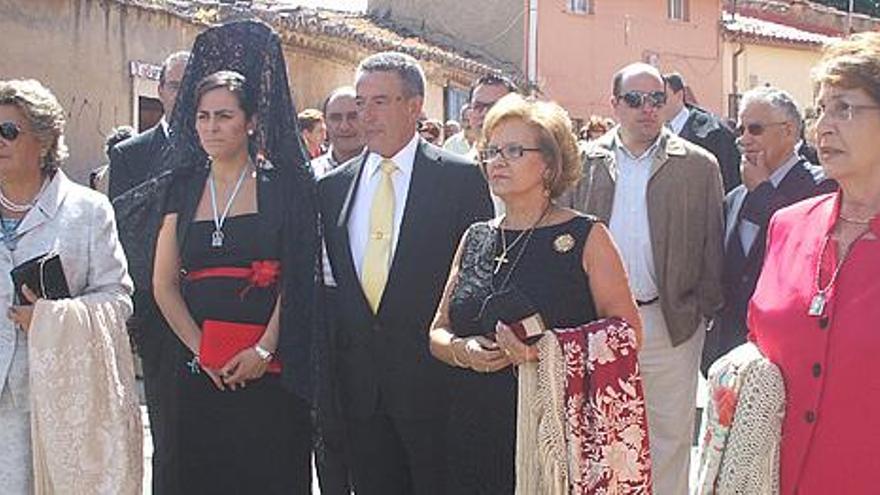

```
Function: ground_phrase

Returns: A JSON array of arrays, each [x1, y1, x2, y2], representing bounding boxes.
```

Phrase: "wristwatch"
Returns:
[[253, 344, 273, 362]]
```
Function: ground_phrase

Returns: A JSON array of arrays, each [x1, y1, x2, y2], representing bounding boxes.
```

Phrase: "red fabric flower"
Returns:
[[713, 386, 738, 427], [248, 260, 281, 287]]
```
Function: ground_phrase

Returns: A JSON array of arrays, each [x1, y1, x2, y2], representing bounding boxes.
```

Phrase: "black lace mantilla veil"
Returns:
[[112, 20, 321, 403]]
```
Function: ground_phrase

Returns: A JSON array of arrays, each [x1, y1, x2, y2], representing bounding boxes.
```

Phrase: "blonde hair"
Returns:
[[813, 32, 880, 105], [480, 93, 582, 198], [0, 79, 68, 171]]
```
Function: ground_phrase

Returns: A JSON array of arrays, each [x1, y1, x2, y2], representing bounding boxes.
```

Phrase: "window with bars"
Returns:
[[568, 0, 592, 15], [668, 0, 689, 21]]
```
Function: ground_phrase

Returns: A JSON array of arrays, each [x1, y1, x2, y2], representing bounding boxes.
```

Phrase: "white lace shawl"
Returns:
[[28, 298, 142, 495]]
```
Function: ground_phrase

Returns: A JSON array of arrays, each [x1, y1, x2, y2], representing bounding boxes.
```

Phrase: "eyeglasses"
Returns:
[[616, 90, 667, 109], [478, 143, 542, 163], [815, 100, 880, 121], [734, 121, 787, 137], [0, 122, 22, 142]]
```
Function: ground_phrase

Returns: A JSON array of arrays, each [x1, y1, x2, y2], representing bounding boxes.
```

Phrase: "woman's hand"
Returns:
[[7, 285, 39, 332], [219, 347, 270, 390], [458, 335, 511, 373], [495, 322, 539, 365], [201, 366, 227, 391]]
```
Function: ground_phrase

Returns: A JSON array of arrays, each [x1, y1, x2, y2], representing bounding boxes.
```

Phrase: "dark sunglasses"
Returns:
[[0, 122, 22, 141], [617, 91, 667, 109], [478, 143, 542, 163], [734, 121, 787, 137]]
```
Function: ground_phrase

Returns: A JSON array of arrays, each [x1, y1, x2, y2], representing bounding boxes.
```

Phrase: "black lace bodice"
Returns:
[[445, 214, 600, 494], [449, 215, 598, 337]]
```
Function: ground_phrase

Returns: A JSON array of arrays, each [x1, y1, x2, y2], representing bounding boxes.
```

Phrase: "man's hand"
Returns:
[[741, 150, 771, 191]]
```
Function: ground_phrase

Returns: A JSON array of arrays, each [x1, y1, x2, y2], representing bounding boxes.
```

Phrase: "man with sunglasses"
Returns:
[[561, 62, 724, 495], [662, 72, 741, 193], [701, 86, 836, 375]]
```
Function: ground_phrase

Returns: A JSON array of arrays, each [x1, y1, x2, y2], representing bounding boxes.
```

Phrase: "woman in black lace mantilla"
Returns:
[[149, 21, 319, 494]]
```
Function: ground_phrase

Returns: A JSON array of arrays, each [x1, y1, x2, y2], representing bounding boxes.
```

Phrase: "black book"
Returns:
[[10, 252, 71, 304]]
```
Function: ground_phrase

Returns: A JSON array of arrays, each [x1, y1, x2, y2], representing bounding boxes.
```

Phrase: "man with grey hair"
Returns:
[[562, 62, 724, 494], [702, 86, 836, 373], [317, 51, 492, 494], [107, 49, 189, 494]]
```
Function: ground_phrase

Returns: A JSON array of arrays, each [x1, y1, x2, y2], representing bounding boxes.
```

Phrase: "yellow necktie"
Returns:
[[361, 159, 397, 312]]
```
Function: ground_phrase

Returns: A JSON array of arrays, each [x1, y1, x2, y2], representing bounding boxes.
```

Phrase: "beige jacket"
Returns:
[[561, 128, 724, 345]]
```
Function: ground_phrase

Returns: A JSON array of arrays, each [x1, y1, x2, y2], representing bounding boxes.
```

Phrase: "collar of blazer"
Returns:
[[16, 169, 72, 237], [585, 127, 687, 182]]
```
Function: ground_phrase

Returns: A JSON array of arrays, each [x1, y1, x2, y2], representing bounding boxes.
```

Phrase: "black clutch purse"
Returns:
[[478, 285, 546, 343], [10, 252, 71, 305]]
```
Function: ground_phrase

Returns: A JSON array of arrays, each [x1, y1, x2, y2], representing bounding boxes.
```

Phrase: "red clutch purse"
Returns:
[[199, 319, 282, 373]]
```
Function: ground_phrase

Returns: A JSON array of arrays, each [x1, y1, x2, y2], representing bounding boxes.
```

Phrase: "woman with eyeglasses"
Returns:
[[743, 32, 880, 493], [429, 93, 647, 493], [0, 79, 140, 492]]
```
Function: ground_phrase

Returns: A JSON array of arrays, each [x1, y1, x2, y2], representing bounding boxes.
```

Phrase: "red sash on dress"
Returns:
[[185, 260, 282, 373]]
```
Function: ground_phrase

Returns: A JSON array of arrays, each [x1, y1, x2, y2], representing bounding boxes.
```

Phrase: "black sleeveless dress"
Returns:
[[446, 215, 599, 494], [164, 183, 312, 494]]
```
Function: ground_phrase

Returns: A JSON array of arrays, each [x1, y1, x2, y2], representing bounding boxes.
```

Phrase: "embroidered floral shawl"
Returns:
[[28, 299, 142, 495], [517, 317, 652, 494]]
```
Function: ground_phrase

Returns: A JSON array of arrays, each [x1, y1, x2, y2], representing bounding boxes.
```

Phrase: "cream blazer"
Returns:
[[0, 170, 133, 409]]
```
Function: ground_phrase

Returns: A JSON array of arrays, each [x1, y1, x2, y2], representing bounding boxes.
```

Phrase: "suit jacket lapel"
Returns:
[[724, 186, 748, 249], [380, 141, 441, 315], [333, 156, 373, 316], [650, 131, 686, 179], [16, 171, 68, 238], [741, 158, 809, 260]]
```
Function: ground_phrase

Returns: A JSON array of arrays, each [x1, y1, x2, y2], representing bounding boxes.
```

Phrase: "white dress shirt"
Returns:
[[608, 132, 662, 301], [348, 134, 418, 278], [159, 117, 170, 139], [735, 152, 800, 254], [669, 106, 691, 136]]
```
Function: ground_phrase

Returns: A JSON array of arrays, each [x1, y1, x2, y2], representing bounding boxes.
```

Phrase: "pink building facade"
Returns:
[[528, 0, 726, 125]]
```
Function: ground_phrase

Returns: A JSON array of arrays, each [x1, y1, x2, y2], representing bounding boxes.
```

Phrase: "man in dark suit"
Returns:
[[663, 72, 742, 192], [109, 51, 189, 200], [108, 50, 189, 494], [702, 86, 836, 374], [318, 51, 493, 495]]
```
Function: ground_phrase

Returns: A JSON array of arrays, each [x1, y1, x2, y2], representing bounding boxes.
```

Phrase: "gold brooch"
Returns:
[[553, 233, 575, 253]]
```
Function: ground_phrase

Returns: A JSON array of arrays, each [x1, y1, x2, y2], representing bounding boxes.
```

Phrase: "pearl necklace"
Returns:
[[0, 179, 49, 213]]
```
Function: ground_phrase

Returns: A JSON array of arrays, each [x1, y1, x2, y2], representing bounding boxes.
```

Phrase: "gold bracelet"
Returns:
[[449, 338, 466, 368]]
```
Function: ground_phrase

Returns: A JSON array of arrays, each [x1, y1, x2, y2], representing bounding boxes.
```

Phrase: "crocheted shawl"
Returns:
[[696, 342, 784, 494]]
